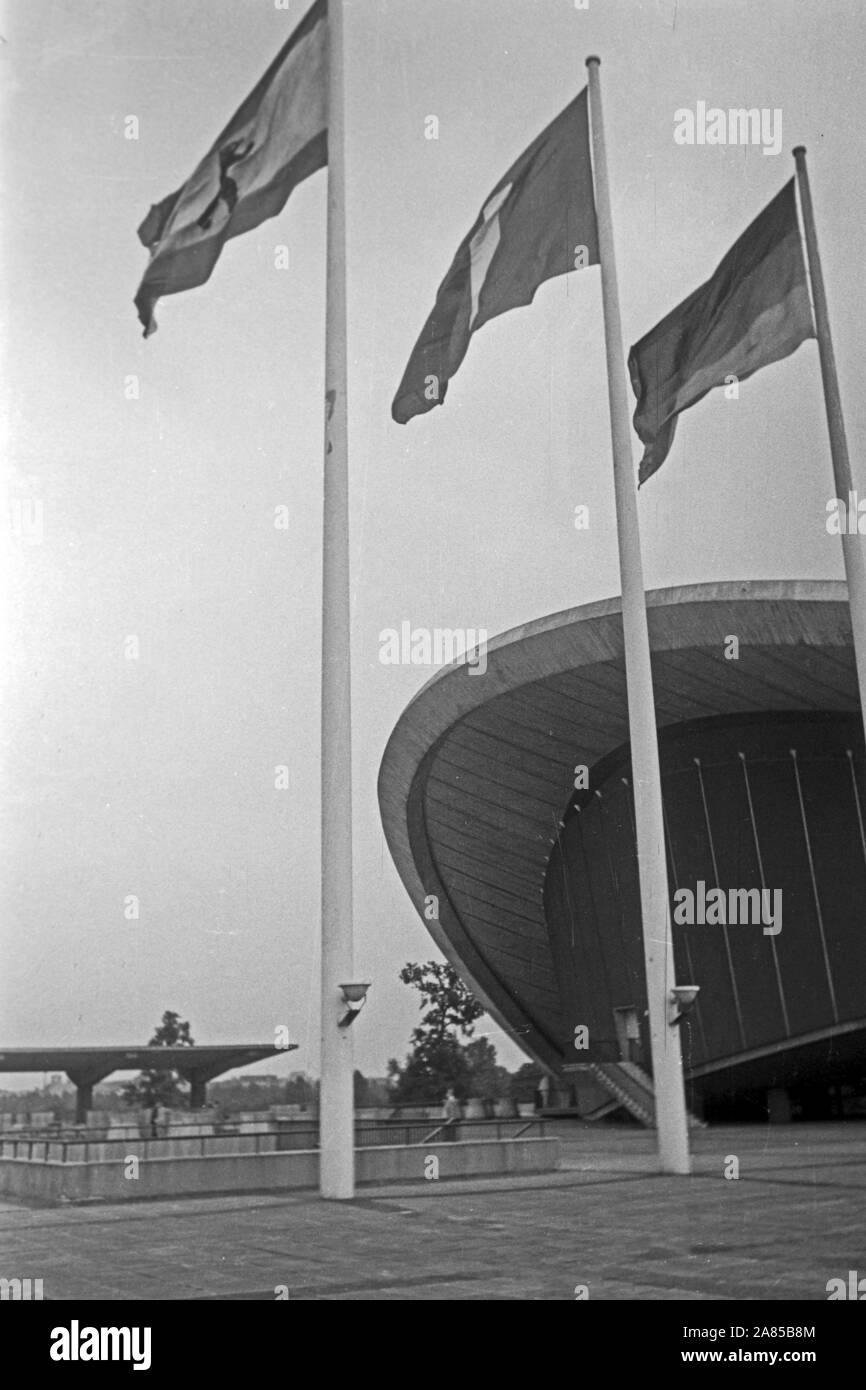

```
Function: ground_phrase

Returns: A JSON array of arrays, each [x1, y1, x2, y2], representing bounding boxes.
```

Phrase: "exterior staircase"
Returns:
[[585, 1061, 705, 1129]]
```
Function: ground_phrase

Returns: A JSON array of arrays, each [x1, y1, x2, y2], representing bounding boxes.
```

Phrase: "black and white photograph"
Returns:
[[1, 0, 865, 1347]]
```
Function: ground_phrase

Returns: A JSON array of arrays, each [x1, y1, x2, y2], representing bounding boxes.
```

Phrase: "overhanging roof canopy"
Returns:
[[378, 580, 858, 1072], [0, 1045, 291, 1085]]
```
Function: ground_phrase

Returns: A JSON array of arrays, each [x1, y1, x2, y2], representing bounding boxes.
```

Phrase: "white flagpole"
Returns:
[[319, 0, 355, 1200], [586, 57, 690, 1174], [793, 147, 866, 743]]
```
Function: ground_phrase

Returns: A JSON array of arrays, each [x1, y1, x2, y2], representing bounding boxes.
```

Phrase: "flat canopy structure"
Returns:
[[0, 1045, 293, 1121], [0, 1046, 289, 1075], [378, 579, 858, 1076]]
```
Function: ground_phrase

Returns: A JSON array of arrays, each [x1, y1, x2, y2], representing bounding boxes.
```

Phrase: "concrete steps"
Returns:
[[585, 1062, 706, 1130]]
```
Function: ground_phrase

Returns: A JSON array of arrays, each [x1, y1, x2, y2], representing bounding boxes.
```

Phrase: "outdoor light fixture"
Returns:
[[337, 982, 371, 1028], [669, 985, 700, 1026]]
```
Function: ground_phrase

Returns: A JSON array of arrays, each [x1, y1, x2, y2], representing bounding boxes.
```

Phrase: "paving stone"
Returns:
[[0, 1124, 862, 1300]]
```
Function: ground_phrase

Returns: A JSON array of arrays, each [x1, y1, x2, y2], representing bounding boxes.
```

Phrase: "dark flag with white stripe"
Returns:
[[392, 89, 598, 424], [134, 0, 327, 337]]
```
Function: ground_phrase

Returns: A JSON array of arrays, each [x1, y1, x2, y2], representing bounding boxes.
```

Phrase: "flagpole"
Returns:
[[319, 0, 355, 1200], [793, 147, 866, 742], [586, 57, 690, 1174]]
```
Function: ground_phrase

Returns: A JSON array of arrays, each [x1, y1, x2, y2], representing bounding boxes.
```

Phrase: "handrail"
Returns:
[[1, 1112, 539, 1139], [1, 1115, 544, 1162]]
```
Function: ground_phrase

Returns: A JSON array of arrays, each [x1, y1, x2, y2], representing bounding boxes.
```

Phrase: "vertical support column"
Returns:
[[693, 757, 746, 1050], [660, 789, 708, 1059], [847, 749, 866, 872], [189, 1076, 207, 1110], [793, 148, 866, 746], [739, 752, 790, 1037], [319, 0, 355, 1200], [75, 1082, 93, 1126], [67, 1070, 109, 1125], [586, 56, 690, 1174], [790, 749, 838, 1023]]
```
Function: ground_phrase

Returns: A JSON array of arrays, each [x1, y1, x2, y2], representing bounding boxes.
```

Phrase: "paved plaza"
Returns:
[[1, 1125, 863, 1300]]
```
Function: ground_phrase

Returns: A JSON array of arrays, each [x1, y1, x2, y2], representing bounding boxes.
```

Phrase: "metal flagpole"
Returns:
[[319, 0, 355, 1200], [793, 147, 866, 743], [586, 57, 690, 1174]]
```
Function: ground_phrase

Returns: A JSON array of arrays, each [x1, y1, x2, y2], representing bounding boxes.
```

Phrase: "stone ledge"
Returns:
[[0, 1137, 560, 1204]]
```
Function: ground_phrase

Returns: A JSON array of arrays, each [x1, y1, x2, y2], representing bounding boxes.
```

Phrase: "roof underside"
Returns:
[[378, 581, 858, 1072], [0, 1045, 289, 1080]]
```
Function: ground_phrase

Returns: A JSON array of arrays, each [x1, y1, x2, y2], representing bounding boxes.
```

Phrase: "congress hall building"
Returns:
[[378, 580, 866, 1125]]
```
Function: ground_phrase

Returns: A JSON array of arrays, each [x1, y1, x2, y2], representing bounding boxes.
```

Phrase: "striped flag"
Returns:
[[134, 0, 327, 337], [628, 179, 815, 484], [392, 89, 598, 424]]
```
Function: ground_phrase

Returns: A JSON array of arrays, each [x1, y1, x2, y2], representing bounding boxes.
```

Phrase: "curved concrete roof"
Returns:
[[378, 580, 858, 1072]]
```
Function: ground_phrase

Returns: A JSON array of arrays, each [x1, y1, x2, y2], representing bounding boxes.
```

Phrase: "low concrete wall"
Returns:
[[0, 1137, 558, 1203], [355, 1137, 556, 1185]]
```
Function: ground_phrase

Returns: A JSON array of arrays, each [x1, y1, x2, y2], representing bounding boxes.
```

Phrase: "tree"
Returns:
[[122, 1011, 195, 1109], [399, 961, 485, 1044], [389, 961, 485, 1105], [510, 1060, 545, 1103], [464, 1037, 512, 1102], [149, 1011, 194, 1048], [283, 1071, 316, 1107]]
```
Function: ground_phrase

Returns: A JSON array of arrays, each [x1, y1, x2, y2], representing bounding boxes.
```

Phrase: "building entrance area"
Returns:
[[613, 1007, 643, 1065]]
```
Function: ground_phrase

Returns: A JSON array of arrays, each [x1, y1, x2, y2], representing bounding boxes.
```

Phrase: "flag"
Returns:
[[391, 88, 598, 424], [628, 179, 815, 484], [134, 0, 327, 337]]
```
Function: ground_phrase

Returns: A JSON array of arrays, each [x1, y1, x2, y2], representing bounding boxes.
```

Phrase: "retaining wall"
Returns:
[[0, 1137, 559, 1203]]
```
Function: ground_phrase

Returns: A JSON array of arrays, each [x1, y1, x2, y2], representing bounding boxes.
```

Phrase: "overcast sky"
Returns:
[[2, 0, 864, 1088]]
